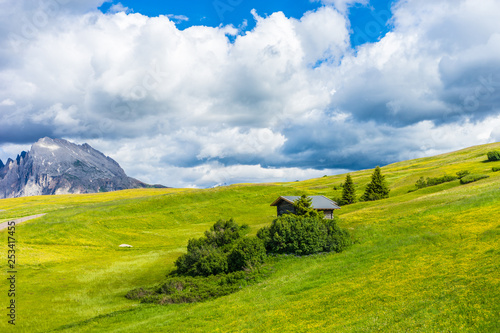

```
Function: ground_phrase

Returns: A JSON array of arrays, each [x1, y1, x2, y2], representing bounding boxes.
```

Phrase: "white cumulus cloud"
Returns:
[[108, 3, 132, 14]]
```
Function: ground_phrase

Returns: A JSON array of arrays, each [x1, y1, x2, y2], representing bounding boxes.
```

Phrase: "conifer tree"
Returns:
[[293, 194, 321, 219], [340, 174, 356, 205], [361, 166, 390, 201]]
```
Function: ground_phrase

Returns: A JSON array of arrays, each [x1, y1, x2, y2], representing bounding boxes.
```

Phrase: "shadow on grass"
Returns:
[[51, 308, 139, 332]]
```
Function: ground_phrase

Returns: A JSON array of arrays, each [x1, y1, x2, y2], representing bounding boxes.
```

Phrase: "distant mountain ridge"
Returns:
[[0, 137, 165, 199]]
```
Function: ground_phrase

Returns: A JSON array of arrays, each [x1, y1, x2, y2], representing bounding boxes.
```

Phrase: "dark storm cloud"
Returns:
[[0, 123, 55, 144]]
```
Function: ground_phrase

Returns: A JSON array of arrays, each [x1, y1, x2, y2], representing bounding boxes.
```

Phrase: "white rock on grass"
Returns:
[[119, 244, 133, 248]]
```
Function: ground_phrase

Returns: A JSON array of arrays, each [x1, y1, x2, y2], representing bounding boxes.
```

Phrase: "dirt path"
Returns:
[[0, 214, 46, 231]]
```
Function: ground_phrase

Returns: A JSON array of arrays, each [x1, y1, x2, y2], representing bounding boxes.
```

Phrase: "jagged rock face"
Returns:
[[0, 137, 149, 199]]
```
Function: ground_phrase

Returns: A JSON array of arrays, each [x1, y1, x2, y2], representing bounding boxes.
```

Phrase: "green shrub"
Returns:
[[256, 226, 271, 245], [456, 170, 470, 179], [174, 219, 250, 277], [259, 215, 351, 255], [204, 219, 249, 249], [263, 215, 326, 255], [323, 219, 352, 253], [460, 174, 490, 184], [228, 237, 266, 272], [493, 167, 500, 172], [426, 175, 457, 186], [414, 174, 457, 189], [174, 243, 228, 277], [415, 177, 427, 189], [127, 270, 265, 305], [124, 288, 154, 300], [332, 183, 344, 191], [487, 151, 500, 161]]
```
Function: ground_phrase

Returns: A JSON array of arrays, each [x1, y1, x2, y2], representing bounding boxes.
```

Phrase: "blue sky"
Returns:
[[1, 0, 500, 188], [99, 0, 393, 47]]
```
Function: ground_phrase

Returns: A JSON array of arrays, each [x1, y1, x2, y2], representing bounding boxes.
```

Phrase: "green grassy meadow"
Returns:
[[1, 143, 499, 332]]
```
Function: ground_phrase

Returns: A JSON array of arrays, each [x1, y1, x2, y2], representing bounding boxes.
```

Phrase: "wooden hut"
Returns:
[[270, 195, 340, 219]]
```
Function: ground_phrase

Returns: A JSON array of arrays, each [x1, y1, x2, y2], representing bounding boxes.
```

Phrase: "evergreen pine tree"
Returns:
[[340, 174, 356, 205], [361, 166, 390, 201], [293, 194, 322, 219]]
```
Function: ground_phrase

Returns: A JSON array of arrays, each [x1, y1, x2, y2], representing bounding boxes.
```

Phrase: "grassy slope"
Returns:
[[0, 143, 499, 332]]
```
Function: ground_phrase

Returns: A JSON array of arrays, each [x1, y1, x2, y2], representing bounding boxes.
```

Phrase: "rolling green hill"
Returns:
[[1, 142, 499, 332]]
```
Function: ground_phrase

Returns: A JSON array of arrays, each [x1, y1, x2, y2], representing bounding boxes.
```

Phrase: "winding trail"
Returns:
[[0, 214, 46, 231]]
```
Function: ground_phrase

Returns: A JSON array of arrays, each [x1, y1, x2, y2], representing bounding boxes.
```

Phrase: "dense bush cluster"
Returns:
[[456, 170, 470, 179], [487, 151, 500, 161], [174, 219, 265, 277], [492, 167, 500, 172], [126, 269, 266, 305], [228, 237, 267, 272], [460, 174, 490, 184], [257, 215, 352, 255], [415, 175, 457, 189]]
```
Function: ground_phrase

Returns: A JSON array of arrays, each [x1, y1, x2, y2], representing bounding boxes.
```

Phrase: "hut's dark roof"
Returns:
[[270, 196, 341, 210]]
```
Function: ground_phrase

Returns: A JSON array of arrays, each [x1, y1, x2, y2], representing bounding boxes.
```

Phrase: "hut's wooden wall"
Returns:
[[277, 202, 295, 216]]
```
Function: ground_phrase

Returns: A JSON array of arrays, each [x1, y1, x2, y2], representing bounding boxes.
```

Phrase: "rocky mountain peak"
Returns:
[[16, 151, 27, 165], [0, 137, 161, 199]]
